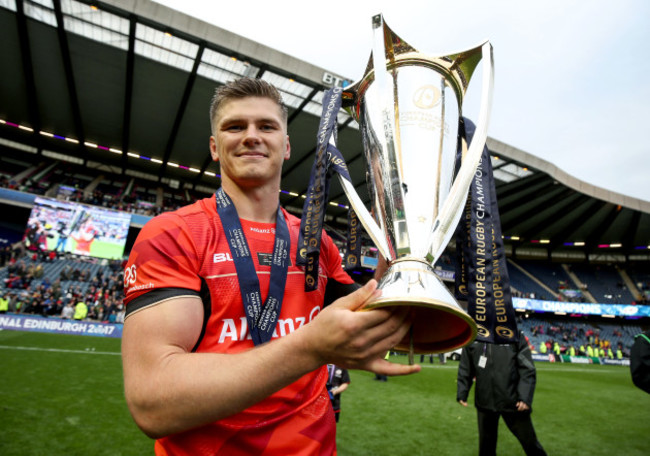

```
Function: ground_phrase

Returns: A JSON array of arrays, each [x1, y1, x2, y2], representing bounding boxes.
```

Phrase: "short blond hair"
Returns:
[[209, 78, 288, 134]]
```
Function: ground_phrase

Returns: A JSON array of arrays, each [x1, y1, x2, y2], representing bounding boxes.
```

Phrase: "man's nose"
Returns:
[[242, 125, 261, 145]]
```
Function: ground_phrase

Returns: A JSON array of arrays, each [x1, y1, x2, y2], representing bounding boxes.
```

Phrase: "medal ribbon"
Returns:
[[297, 87, 357, 290], [215, 188, 290, 345]]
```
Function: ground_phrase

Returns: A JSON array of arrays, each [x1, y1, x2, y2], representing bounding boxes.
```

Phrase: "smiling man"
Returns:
[[210, 96, 289, 196], [121, 78, 419, 455]]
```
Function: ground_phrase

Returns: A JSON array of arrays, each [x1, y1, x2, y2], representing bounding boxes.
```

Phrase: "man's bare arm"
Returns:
[[122, 280, 419, 438]]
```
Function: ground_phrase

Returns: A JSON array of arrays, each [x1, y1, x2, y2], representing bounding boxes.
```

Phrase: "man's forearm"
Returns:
[[122, 280, 419, 439], [123, 327, 321, 439]]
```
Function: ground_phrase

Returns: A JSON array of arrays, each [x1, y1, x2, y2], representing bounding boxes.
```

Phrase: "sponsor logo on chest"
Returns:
[[213, 252, 293, 266]]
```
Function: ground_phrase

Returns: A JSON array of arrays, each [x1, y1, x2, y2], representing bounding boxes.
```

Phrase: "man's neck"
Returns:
[[221, 180, 280, 223]]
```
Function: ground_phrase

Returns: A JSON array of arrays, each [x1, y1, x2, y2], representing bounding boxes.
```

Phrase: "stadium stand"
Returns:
[[515, 259, 574, 298], [626, 264, 650, 304], [506, 259, 555, 301], [1, 247, 124, 323], [568, 263, 636, 304], [518, 314, 643, 357]]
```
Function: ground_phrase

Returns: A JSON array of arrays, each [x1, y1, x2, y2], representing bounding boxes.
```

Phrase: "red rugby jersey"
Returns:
[[124, 195, 353, 455]]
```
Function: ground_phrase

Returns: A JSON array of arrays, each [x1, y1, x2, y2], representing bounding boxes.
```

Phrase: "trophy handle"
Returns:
[[331, 136, 392, 260], [331, 15, 400, 263], [426, 41, 494, 263]]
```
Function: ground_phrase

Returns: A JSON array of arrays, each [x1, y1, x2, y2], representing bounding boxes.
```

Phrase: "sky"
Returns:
[[155, 0, 649, 203]]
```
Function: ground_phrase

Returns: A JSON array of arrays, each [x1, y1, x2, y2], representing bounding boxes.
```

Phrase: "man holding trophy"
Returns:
[[121, 11, 512, 455], [121, 77, 418, 455]]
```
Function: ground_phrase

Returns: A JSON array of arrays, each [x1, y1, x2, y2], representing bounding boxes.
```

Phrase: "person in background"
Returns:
[[61, 302, 74, 319], [630, 330, 650, 394], [71, 218, 98, 255], [326, 364, 350, 423], [73, 299, 88, 321], [457, 330, 547, 456], [552, 341, 561, 360], [54, 220, 69, 252], [0, 292, 8, 313]]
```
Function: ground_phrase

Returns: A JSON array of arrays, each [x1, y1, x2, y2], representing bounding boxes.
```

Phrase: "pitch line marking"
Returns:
[[0, 345, 120, 356]]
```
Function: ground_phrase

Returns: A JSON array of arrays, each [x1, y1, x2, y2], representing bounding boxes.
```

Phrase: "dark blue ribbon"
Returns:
[[344, 208, 361, 270], [297, 87, 355, 290], [215, 188, 290, 345], [454, 118, 518, 344]]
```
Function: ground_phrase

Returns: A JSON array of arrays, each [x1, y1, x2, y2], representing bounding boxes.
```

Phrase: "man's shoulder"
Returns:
[[281, 208, 302, 230], [145, 196, 216, 229], [171, 195, 216, 220]]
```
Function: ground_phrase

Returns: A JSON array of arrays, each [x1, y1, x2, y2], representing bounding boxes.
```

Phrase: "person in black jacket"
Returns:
[[457, 331, 547, 456], [630, 330, 650, 394], [326, 364, 351, 423]]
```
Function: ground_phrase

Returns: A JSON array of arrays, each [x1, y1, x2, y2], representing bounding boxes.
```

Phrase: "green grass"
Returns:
[[0, 331, 151, 455], [1, 331, 648, 455], [337, 355, 650, 455]]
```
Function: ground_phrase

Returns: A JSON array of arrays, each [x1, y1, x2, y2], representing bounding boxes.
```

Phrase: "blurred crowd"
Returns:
[[0, 240, 125, 325], [526, 320, 632, 359]]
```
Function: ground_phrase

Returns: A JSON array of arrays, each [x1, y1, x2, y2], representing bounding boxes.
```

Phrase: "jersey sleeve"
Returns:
[[321, 230, 354, 284], [123, 211, 202, 317], [320, 230, 358, 306]]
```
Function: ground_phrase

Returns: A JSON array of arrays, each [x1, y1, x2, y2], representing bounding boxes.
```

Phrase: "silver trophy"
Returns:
[[337, 14, 494, 354]]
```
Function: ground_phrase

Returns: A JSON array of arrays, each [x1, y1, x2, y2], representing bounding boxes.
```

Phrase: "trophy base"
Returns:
[[365, 258, 477, 354]]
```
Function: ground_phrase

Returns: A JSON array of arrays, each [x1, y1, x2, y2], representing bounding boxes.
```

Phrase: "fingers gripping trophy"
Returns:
[[335, 14, 494, 356]]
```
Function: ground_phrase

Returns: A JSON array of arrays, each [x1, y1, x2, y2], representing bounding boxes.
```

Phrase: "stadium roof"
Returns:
[[1, 0, 649, 261]]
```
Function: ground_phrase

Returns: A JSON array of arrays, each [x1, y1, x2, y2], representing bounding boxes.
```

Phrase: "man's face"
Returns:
[[210, 96, 290, 189]]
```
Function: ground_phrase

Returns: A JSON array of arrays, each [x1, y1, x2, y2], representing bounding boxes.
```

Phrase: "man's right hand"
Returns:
[[300, 279, 421, 377]]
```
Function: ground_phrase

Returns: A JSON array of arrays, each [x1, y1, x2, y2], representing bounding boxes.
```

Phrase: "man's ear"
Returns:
[[209, 136, 219, 162], [284, 135, 291, 160]]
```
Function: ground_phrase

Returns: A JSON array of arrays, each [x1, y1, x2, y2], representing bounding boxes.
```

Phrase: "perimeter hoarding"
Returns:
[[0, 314, 122, 338], [513, 297, 650, 318]]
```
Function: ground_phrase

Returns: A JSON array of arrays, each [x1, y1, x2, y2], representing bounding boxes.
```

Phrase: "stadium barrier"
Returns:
[[531, 352, 630, 366], [532, 353, 559, 363], [513, 297, 650, 318], [0, 313, 122, 338]]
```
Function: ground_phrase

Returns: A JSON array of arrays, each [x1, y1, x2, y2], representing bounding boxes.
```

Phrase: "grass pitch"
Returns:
[[0, 331, 150, 455], [1, 330, 648, 455], [338, 356, 649, 455]]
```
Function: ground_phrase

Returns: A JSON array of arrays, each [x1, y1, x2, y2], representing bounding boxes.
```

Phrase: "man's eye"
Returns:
[[226, 125, 243, 131], [261, 124, 277, 131]]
